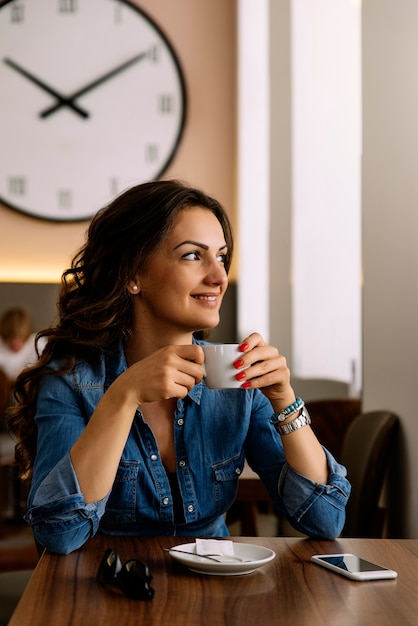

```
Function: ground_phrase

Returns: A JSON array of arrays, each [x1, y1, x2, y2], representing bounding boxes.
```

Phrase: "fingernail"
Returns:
[[233, 358, 244, 369], [235, 371, 246, 381], [241, 381, 252, 389], [239, 342, 249, 352]]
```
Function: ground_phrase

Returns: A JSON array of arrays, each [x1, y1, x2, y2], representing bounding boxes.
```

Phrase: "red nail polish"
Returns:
[[235, 371, 246, 381], [233, 359, 244, 369], [239, 342, 249, 352], [241, 381, 251, 388]]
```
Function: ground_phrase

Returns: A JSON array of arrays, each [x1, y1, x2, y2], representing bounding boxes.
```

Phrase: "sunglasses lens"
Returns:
[[97, 550, 154, 601], [119, 560, 155, 600], [97, 549, 122, 585]]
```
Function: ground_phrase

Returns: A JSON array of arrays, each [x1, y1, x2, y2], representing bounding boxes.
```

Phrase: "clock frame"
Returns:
[[0, 0, 187, 221]]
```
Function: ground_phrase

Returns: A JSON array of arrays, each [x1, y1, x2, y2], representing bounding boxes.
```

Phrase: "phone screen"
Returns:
[[318, 555, 388, 573]]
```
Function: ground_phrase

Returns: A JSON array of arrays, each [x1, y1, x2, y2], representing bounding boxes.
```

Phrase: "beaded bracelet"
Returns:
[[270, 397, 304, 424]]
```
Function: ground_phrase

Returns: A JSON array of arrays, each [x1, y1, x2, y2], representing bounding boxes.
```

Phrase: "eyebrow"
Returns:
[[173, 240, 227, 251]]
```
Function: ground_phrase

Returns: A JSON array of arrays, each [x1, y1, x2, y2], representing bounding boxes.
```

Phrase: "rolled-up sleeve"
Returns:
[[25, 453, 110, 554], [278, 448, 351, 539]]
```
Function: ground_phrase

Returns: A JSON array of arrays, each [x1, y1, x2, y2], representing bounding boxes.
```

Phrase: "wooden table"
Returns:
[[8, 535, 418, 626]]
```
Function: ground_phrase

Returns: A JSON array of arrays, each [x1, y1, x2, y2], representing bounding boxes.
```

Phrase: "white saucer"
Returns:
[[168, 542, 276, 576]]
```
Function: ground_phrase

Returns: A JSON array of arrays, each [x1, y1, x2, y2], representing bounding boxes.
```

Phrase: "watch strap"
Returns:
[[272, 406, 311, 436]]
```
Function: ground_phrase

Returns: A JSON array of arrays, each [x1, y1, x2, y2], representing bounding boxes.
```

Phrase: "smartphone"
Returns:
[[311, 553, 397, 581]]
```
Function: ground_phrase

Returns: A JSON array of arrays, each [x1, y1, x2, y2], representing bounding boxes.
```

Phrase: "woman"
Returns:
[[7, 180, 350, 554], [0, 307, 44, 384]]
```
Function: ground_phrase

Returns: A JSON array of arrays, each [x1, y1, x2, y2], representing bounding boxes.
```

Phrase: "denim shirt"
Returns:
[[25, 340, 351, 554]]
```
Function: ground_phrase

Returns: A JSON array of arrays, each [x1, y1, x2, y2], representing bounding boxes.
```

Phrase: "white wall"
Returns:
[[238, 0, 362, 390], [362, 0, 418, 537], [237, 0, 270, 342], [237, 0, 292, 359], [291, 0, 362, 386]]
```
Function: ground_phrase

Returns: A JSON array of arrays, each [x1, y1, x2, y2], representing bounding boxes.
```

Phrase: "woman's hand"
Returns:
[[233, 332, 295, 412], [119, 344, 205, 406], [235, 333, 329, 484], [70, 344, 205, 503]]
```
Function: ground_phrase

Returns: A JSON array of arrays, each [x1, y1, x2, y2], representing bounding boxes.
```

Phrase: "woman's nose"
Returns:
[[204, 259, 228, 285]]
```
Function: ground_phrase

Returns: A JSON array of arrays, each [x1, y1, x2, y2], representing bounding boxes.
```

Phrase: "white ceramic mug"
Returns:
[[202, 343, 246, 389]]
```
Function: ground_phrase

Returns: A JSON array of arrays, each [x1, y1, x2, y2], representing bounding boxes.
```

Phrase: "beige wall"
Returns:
[[362, 0, 418, 537], [0, 0, 237, 282]]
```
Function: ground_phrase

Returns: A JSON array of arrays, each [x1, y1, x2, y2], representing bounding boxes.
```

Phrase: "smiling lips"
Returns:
[[192, 294, 219, 304]]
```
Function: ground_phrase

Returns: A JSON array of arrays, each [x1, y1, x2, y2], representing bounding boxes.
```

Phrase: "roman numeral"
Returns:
[[159, 95, 174, 114], [57, 190, 72, 209], [8, 177, 26, 195], [148, 45, 160, 63], [10, 3, 24, 23], [58, 0, 78, 13], [109, 177, 119, 196], [113, 1, 123, 24], [145, 144, 159, 163]]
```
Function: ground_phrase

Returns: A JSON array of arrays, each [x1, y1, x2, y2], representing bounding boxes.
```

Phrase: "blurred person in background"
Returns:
[[0, 307, 45, 385]]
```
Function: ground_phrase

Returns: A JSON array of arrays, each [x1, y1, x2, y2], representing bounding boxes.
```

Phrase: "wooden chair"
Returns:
[[228, 398, 361, 536], [0, 367, 29, 528], [0, 367, 11, 430], [0, 368, 14, 533], [306, 398, 361, 459], [278, 408, 400, 538], [340, 410, 399, 538], [0, 370, 40, 625]]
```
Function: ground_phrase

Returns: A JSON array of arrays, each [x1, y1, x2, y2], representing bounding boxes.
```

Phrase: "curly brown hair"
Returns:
[[6, 180, 233, 477]]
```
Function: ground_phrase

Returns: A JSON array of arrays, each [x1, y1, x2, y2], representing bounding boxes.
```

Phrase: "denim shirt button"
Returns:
[[150, 454, 158, 461], [163, 497, 170, 505], [177, 418, 184, 426], [235, 467, 241, 475], [187, 505, 194, 513], [179, 460, 186, 468]]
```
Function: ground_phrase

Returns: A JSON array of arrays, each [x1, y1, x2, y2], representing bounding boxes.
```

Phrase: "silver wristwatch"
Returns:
[[273, 406, 311, 436]]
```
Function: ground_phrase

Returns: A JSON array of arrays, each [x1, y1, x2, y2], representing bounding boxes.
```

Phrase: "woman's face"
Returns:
[[133, 206, 229, 337]]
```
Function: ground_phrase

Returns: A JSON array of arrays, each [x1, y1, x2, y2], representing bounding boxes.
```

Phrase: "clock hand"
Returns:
[[3, 57, 89, 119], [40, 51, 148, 119]]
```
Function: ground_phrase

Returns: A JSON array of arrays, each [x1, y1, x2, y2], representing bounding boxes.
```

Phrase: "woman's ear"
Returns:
[[127, 279, 141, 295]]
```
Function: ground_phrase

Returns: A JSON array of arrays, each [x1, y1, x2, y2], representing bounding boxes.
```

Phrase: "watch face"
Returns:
[[0, 0, 187, 221]]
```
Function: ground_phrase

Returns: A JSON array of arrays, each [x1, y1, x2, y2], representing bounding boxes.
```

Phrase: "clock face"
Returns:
[[0, 0, 187, 221]]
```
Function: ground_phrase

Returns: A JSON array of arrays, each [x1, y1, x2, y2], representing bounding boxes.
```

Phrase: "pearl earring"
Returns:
[[132, 285, 139, 292]]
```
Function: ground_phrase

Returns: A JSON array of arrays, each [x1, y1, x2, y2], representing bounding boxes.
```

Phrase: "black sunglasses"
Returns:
[[97, 548, 154, 601]]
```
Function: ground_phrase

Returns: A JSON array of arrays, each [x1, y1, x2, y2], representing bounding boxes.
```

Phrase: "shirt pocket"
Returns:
[[103, 460, 140, 526], [211, 451, 245, 514]]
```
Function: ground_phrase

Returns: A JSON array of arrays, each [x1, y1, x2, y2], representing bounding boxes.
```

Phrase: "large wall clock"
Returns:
[[0, 0, 187, 221]]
